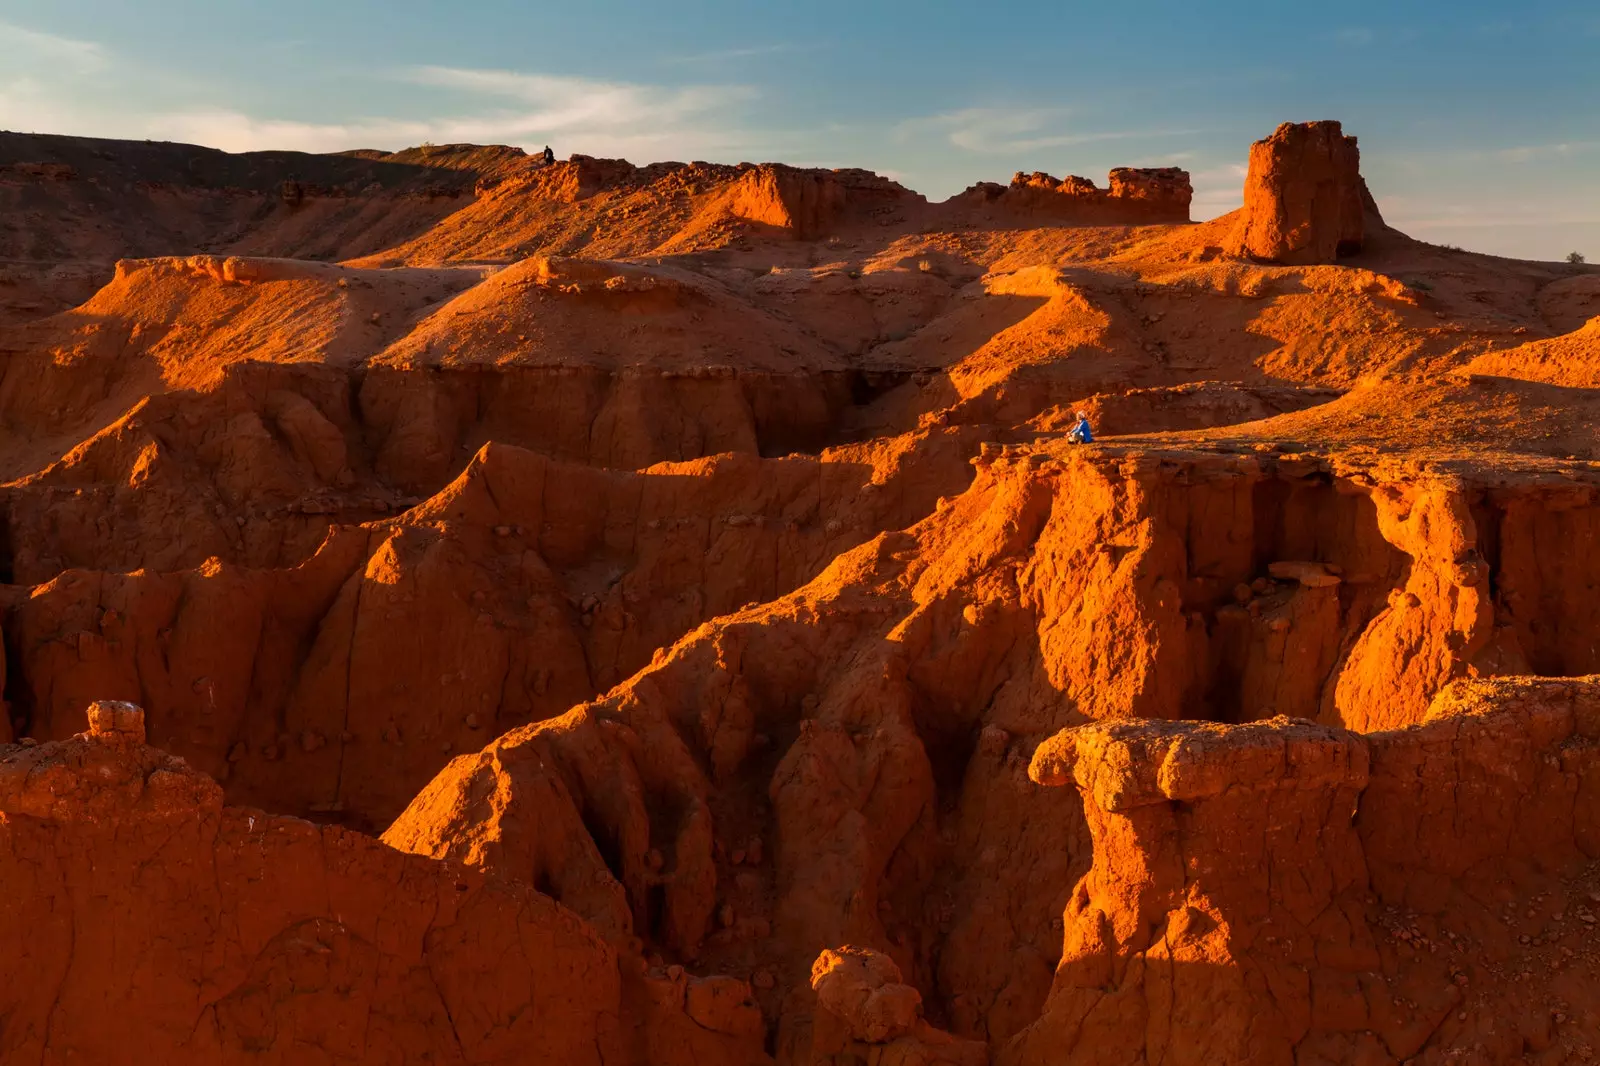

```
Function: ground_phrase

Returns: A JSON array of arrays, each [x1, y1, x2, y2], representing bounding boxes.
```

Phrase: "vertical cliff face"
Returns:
[[1017, 676, 1600, 1065], [1227, 121, 1373, 265], [980, 448, 1600, 734], [1017, 717, 1379, 1066], [729, 166, 849, 239]]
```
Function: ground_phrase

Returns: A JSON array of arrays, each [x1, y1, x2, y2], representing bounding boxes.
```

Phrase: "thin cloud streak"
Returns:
[[897, 107, 1206, 155], [660, 43, 815, 66], [3, 49, 772, 161], [0, 20, 107, 72], [1492, 140, 1600, 163]]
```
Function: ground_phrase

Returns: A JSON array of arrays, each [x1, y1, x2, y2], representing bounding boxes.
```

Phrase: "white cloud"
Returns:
[[897, 107, 1203, 155], [400, 65, 757, 145], [0, 21, 114, 134], [660, 43, 810, 66], [139, 110, 434, 154], [1189, 161, 1248, 219], [145, 66, 764, 158], [0, 20, 106, 73], [137, 98, 767, 160], [1491, 140, 1599, 164], [0, 45, 770, 162], [0, 75, 90, 134]]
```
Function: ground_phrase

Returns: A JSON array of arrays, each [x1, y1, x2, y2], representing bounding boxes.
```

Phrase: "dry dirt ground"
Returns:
[[2, 121, 1599, 1064]]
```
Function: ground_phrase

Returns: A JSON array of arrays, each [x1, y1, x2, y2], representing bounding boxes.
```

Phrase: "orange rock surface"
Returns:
[[1227, 120, 1374, 265], [3, 119, 1600, 1063]]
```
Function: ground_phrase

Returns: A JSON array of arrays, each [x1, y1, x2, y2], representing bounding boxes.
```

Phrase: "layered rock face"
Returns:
[[6, 118, 1600, 1066], [1015, 676, 1600, 1064], [1228, 120, 1372, 264], [0, 702, 769, 1065], [729, 166, 848, 238], [969, 167, 1193, 223], [3, 436, 973, 830]]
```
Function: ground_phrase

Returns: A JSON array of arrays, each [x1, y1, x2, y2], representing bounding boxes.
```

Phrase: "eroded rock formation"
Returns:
[[1017, 676, 1600, 1064], [800, 947, 986, 1064], [962, 166, 1193, 223], [3, 118, 1600, 1064], [1227, 120, 1375, 264], [0, 702, 769, 1065]]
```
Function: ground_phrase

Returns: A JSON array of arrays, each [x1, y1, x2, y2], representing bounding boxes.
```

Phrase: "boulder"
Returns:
[[805, 947, 987, 1065], [84, 699, 146, 743], [810, 946, 923, 1043]]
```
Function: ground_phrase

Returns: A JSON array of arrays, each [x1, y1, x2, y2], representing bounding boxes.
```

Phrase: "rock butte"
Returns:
[[1, 119, 1600, 1063]]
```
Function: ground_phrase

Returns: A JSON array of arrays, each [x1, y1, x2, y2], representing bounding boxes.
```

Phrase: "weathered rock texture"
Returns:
[[799, 947, 986, 1065], [4, 119, 1600, 1065], [0, 702, 769, 1065], [961, 167, 1193, 223], [2, 436, 974, 830], [1015, 677, 1600, 1065], [1228, 120, 1373, 264]]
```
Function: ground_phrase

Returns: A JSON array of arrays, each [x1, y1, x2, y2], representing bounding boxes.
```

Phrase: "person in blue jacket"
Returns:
[[1068, 410, 1095, 443]]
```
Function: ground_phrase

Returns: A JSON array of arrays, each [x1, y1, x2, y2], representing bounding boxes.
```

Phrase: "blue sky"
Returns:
[[2, 0, 1597, 260]]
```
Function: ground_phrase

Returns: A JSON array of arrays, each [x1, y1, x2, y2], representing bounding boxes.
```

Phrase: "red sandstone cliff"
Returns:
[[1227, 120, 1379, 264], [957, 166, 1193, 224], [0, 702, 770, 1065], [1018, 676, 1600, 1063], [0, 117, 1595, 1065]]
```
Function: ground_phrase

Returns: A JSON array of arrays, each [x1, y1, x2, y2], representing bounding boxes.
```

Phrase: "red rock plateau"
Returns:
[[3, 120, 1600, 1063]]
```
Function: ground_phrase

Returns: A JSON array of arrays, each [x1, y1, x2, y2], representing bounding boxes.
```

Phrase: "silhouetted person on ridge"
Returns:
[[543, 145, 555, 166], [1068, 410, 1095, 444]]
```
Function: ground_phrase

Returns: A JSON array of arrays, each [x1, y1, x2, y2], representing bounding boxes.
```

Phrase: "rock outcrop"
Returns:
[[964, 167, 1193, 223], [0, 701, 770, 1065], [1014, 678, 1600, 1064], [464, 155, 915, 246], [3, 435, 974, 830], [6, 119, 1600, 1066], [1107, 166, 1194, 213], [798, 947, 987, 1065], [730, 166, 848, 238], [1227, 120, 1375, 264]]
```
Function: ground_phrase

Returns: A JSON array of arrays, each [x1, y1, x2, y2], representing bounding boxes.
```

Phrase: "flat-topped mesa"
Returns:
[[1106, 165, 1194, 207], [963, 165, 1192, 223], [509, 154, 914, 237], [1227, 120, 1381, 265]]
